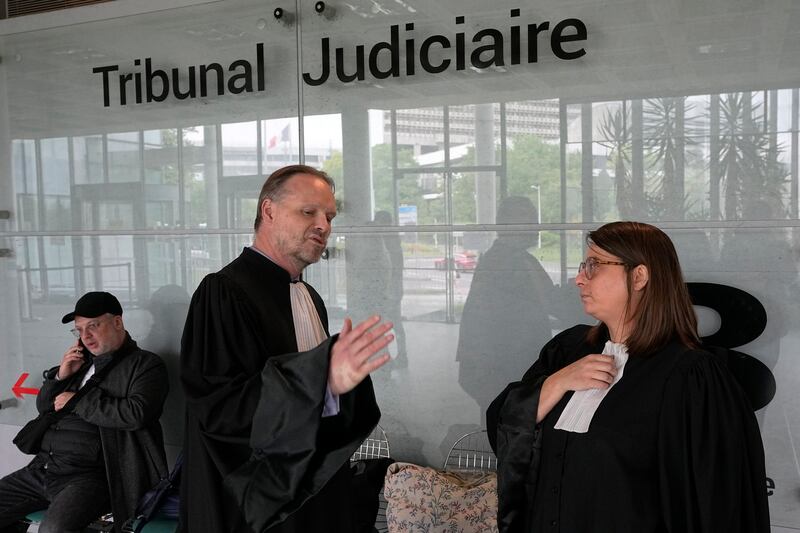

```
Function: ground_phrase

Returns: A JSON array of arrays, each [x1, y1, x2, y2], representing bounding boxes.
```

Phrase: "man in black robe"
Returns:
[[180, 165, 394, 533]]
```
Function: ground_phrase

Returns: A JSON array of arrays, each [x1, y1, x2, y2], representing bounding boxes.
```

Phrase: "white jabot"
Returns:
[[289, 282, 328, 351], [248, 246, 339, 415], [289, 281, 340, 416], [554, 341, 629, 433]]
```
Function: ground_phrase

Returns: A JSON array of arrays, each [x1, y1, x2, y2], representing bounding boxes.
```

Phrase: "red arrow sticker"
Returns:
[[12, 373, 39, 398]]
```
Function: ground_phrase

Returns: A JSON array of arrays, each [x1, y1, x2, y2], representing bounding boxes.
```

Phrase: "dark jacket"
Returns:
[[37, 335, 169, 532], [35, 396, 105, 477]]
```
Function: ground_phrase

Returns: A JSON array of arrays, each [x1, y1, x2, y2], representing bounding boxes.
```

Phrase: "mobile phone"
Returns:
[[77, 338, 93, 359]]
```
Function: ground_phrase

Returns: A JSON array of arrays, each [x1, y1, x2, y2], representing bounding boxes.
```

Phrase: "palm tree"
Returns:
[[717, 92, 788, 220], [598, 103, 636, 219], [642, 97, 700, 220]]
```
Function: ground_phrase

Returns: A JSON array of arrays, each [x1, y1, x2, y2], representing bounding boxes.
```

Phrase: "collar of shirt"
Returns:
[[78, 351, 114, 389], [249, 245, 301, 283]]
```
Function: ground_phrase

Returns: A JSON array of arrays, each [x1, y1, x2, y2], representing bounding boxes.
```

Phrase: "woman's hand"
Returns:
[[553, 354, 618, 392], [537, 354, 617, 422]]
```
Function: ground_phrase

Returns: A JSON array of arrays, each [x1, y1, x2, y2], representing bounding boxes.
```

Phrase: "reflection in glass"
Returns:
[[456, 197, 564, 423], [222, 121, 257, 177], [182, 125, 216, 229], [73, 135, 103, 185], [108, 132, 140, 183]]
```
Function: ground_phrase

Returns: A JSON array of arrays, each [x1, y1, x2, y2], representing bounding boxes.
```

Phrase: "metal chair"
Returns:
[[351, 424, 390, 461], [442, 429, 497, 473], [351, 424, 390, 533]]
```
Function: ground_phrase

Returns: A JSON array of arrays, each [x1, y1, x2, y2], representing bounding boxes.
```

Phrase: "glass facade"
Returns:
[[1, 0, 799, 528]]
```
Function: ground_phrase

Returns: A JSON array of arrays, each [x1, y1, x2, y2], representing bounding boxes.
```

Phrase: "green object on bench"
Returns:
[[25, 510, 47, 523], [23, 510, 116, 532], [24, 509, 176, 532], [139, 517, 178, 532]]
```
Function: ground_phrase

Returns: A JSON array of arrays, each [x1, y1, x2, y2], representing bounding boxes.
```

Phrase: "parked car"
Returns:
[[434, 251, 478, 272]]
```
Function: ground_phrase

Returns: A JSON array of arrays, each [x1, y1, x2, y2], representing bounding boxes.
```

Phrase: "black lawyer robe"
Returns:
[[180, 247, 380, 533], [488, 324, 769, 533]]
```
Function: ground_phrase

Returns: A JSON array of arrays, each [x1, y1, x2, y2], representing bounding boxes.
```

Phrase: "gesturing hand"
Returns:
[[58, 341, 85, 380], [329, 316, 394, 395], [552, 354, 617, 394]]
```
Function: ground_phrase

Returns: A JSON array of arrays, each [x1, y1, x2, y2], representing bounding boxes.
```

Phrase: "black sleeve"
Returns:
[[657, 351, 770, 533], [73, 354, 168, 430], [36, 365, 73, 414], [487, 333, 569, 533], [180, 274, 269, 443], [487, 327, 583, 451], [224, 335, 381, 533]]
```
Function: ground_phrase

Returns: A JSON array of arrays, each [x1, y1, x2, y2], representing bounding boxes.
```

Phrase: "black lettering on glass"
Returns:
[[687, 282, 776, 411]]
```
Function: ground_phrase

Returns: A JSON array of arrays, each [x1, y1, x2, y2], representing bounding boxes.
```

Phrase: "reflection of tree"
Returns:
[[323, 144, 424, 220], [452, 172, 475, 224], [599, 93, 787, 223], [164, 127, 208, 227], [599, 105, 634, 219], [506, 134, 581, 223], [599, 98, 702, 221], [322, 150, 343, 191], [325, 138, 581, 230], [716, 93, 788, 219], [460, 134, 581, 224], [644, 97, 700, 220]]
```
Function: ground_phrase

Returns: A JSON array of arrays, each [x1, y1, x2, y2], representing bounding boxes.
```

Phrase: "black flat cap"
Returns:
[[61, 291, 123, 323]]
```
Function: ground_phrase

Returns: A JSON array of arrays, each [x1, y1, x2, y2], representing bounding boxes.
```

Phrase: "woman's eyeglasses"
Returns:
[[578, 257, 626, 280]]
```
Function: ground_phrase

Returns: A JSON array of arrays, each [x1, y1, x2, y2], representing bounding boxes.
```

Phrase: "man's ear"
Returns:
[[261, 198, 274, 224], [632, 264, 649, 291]]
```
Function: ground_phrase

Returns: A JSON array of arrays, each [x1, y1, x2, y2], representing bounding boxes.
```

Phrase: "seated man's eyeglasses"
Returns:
[[578, 257, 626, 280], [71, 320, 105, 338]]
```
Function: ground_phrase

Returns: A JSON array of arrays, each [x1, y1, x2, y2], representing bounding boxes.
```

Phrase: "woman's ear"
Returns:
[[632, 264, 649, 291]]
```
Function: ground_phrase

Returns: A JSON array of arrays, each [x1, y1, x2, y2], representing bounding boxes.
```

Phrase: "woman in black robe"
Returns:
[[488, 221, 769, 533]]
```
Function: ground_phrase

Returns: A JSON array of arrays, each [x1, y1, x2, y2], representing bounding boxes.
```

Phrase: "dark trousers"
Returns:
[[0, 462, 110, 533]]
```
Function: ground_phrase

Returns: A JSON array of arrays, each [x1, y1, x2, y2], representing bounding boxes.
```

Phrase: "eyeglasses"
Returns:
[[578, 257, 626, 280], [70, 320, 104, 338]]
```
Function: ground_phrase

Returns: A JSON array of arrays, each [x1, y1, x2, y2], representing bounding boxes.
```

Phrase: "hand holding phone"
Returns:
[[58, 339, 86, 380]]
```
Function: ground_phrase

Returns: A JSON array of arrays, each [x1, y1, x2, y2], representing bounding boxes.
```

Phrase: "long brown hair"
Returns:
[[585, 221, 699, 356]]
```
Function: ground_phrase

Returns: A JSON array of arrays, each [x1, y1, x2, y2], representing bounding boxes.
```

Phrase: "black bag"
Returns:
[[13, 411, 59, 455], [122, 452, 183, 533], [350, 457, 394, 533], [13, 346, 130, 455]]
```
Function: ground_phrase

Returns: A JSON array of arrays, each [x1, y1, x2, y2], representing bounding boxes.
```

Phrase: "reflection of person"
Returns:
[[488, 221, 769, 533], [457, 196, 559, 421], [180, 165, 394, 533], [374, 211, 407, 364], [348, 211, 407, 365], [0, 291, 168, 533], [142, 284, 190, 447]]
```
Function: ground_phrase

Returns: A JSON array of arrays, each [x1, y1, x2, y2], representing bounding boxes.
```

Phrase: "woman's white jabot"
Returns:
[[553, 341, 629, 433]]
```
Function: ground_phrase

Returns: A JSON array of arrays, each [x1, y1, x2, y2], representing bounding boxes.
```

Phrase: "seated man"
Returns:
[[0, 291, 169, 533]]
